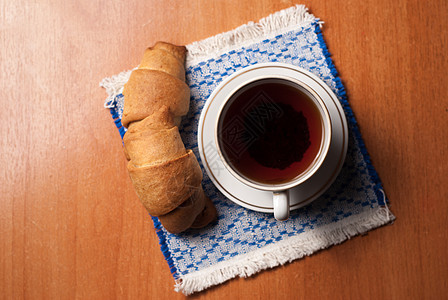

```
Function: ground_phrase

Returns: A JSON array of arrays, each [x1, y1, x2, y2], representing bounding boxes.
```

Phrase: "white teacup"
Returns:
[[215, 75, 332, 221]]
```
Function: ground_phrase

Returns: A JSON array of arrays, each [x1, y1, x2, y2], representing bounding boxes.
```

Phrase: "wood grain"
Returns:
[[1, 0, 447, 299]]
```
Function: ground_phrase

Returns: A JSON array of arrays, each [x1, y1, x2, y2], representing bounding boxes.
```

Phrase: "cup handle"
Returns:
[[273, 191, 290, 221]]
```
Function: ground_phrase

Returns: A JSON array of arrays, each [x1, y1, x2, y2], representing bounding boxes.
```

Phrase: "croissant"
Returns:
[[122, 42, 217, 234]]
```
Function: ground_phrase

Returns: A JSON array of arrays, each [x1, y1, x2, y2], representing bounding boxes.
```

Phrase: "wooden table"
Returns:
[[1, 0, 447, 299]]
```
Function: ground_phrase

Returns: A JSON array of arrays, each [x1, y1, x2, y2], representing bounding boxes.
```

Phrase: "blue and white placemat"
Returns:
[[100, 5, 395, 295]]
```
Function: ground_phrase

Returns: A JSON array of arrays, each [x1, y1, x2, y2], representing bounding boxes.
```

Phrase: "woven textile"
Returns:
[[100, 5, 394, 295]]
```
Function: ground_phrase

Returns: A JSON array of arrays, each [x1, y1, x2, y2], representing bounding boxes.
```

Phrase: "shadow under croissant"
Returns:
[[158, 187, 217, 234]]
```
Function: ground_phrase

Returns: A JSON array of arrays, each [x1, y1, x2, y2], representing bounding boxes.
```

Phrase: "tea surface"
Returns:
[[218, 79, 323, 184]]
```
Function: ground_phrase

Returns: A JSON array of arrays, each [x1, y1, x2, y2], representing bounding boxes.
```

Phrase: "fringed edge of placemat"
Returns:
[[186, 4, 318, 66], [175, 204, 395, 295]]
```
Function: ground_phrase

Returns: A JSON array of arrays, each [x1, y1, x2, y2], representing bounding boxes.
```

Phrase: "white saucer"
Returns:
[[198, 63, 348, 213]]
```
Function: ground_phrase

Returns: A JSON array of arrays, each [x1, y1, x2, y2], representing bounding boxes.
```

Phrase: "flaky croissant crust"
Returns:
[[122, 42, 216, 234]]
